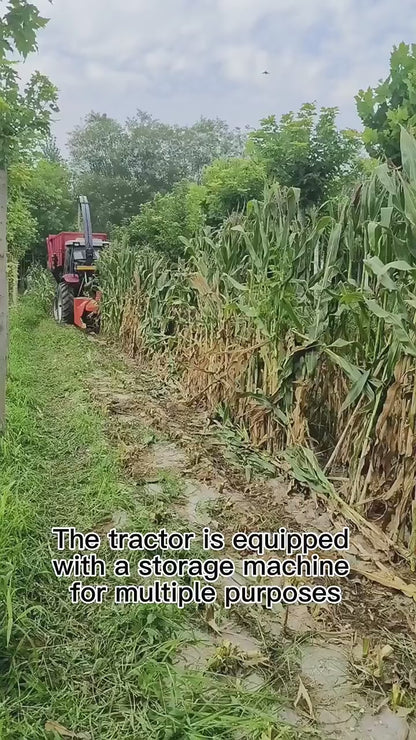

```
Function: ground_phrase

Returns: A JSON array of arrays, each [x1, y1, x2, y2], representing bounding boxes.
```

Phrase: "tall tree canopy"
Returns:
[[68, 111, 245, 230], [356, 42, 416, 166], [246, 103, 362, 207]]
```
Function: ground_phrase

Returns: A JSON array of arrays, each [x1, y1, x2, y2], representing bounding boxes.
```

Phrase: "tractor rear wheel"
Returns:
[[53, 282, 74, 324]]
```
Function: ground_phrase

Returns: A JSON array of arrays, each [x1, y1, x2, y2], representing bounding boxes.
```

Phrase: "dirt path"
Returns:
[[87, 333, 416, 740]]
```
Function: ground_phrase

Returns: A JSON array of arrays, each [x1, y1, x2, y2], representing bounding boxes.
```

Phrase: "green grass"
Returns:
[[0, 298, 299, 740]]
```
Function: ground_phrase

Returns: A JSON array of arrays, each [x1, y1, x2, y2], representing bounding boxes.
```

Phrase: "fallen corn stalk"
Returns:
[[282, 445, 416, 598], [350, 562, 416, 601]]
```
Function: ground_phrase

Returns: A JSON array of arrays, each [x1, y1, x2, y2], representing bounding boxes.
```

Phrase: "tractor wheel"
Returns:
[[53, 282, 74, 324]]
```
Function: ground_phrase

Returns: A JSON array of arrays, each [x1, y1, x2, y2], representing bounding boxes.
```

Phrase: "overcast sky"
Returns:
[[20, 0, 416, 149]]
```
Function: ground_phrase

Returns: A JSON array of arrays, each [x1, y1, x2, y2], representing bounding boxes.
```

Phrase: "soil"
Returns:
[[88, 336, 416, 739]]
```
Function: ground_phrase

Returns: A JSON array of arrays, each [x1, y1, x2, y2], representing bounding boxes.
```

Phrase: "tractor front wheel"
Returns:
[[53, 282, 74, 324]]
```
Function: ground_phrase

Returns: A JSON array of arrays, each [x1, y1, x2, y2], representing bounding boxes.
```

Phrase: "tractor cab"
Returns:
[[63, 237, 108, 275]]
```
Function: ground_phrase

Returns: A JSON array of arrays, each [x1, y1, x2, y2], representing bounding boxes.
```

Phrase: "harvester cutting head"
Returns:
[[47, 196, 109, 330]]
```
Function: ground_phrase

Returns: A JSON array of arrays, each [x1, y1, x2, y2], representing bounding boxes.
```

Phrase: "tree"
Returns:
[[356, 43, 416, 166], [122, 156, 264, 258], [68, 110, 246, 228], [201, 157, 266, 225], [73, 173, 146, 232], [247, 103, 362, 207], [6, 156, 74, 264], [24, 158, 75, 261], [7, 163, 37, 260], [69, 112, 129, 177], [0, 0, 57, 430], [125, 181, 205, 260], [40, 134, 64, 163], [180, 117, 246, 182], [6, 157, 74, 269], [68, 112, 151, 227]]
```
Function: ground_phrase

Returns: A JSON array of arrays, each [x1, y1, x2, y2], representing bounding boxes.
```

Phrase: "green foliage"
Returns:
[[24, 158, 75, 259], [0, 0, 58, 283], [116, 156, 265, 258], [6, 157, 75, 262], [125, 181, 205, 259], [0, 0, 47, 59], [247, 103, 362, 207], [356, 43, 416, 166], [68, 110, 245, 228], [6, 195, 36, 260], [0, 0, 57, 167], [0, 65, 58, 167], [75, 172, 145, 232], [7, 163, 35, 259], [69, 112, 128, 177], [125, 111, 245, 185], [39, 133, 64, 163], [178, 116, 247, 181], [201, 157, 266, 225]]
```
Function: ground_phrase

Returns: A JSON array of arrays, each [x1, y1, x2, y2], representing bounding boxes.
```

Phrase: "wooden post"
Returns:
[[0, 168, 8, 432]]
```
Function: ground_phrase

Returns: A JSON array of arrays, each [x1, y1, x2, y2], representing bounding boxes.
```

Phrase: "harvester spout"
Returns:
[[78, 195, 93, 250]]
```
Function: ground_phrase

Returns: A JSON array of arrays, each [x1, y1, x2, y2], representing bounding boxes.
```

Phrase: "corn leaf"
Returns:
[[401, 125, 416, 183], [375, 163, 397, 195], [341, 368, 372, 411]]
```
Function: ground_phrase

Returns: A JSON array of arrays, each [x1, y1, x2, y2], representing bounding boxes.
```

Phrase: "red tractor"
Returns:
[[47, 196, 108, 330]]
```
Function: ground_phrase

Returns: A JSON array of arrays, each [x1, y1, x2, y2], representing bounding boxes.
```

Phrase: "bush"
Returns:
[[201, 157, 266, 225], [125, 181, 205, 260]]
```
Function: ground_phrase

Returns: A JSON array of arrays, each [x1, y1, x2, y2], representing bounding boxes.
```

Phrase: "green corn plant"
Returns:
[[96, 127, 416, 554]]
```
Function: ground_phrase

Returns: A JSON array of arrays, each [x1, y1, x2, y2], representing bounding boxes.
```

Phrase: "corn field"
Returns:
[[98, 127, 416, 562]]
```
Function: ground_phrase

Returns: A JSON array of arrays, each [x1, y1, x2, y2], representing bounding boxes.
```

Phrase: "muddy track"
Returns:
[[87, 335, 416, 740]]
